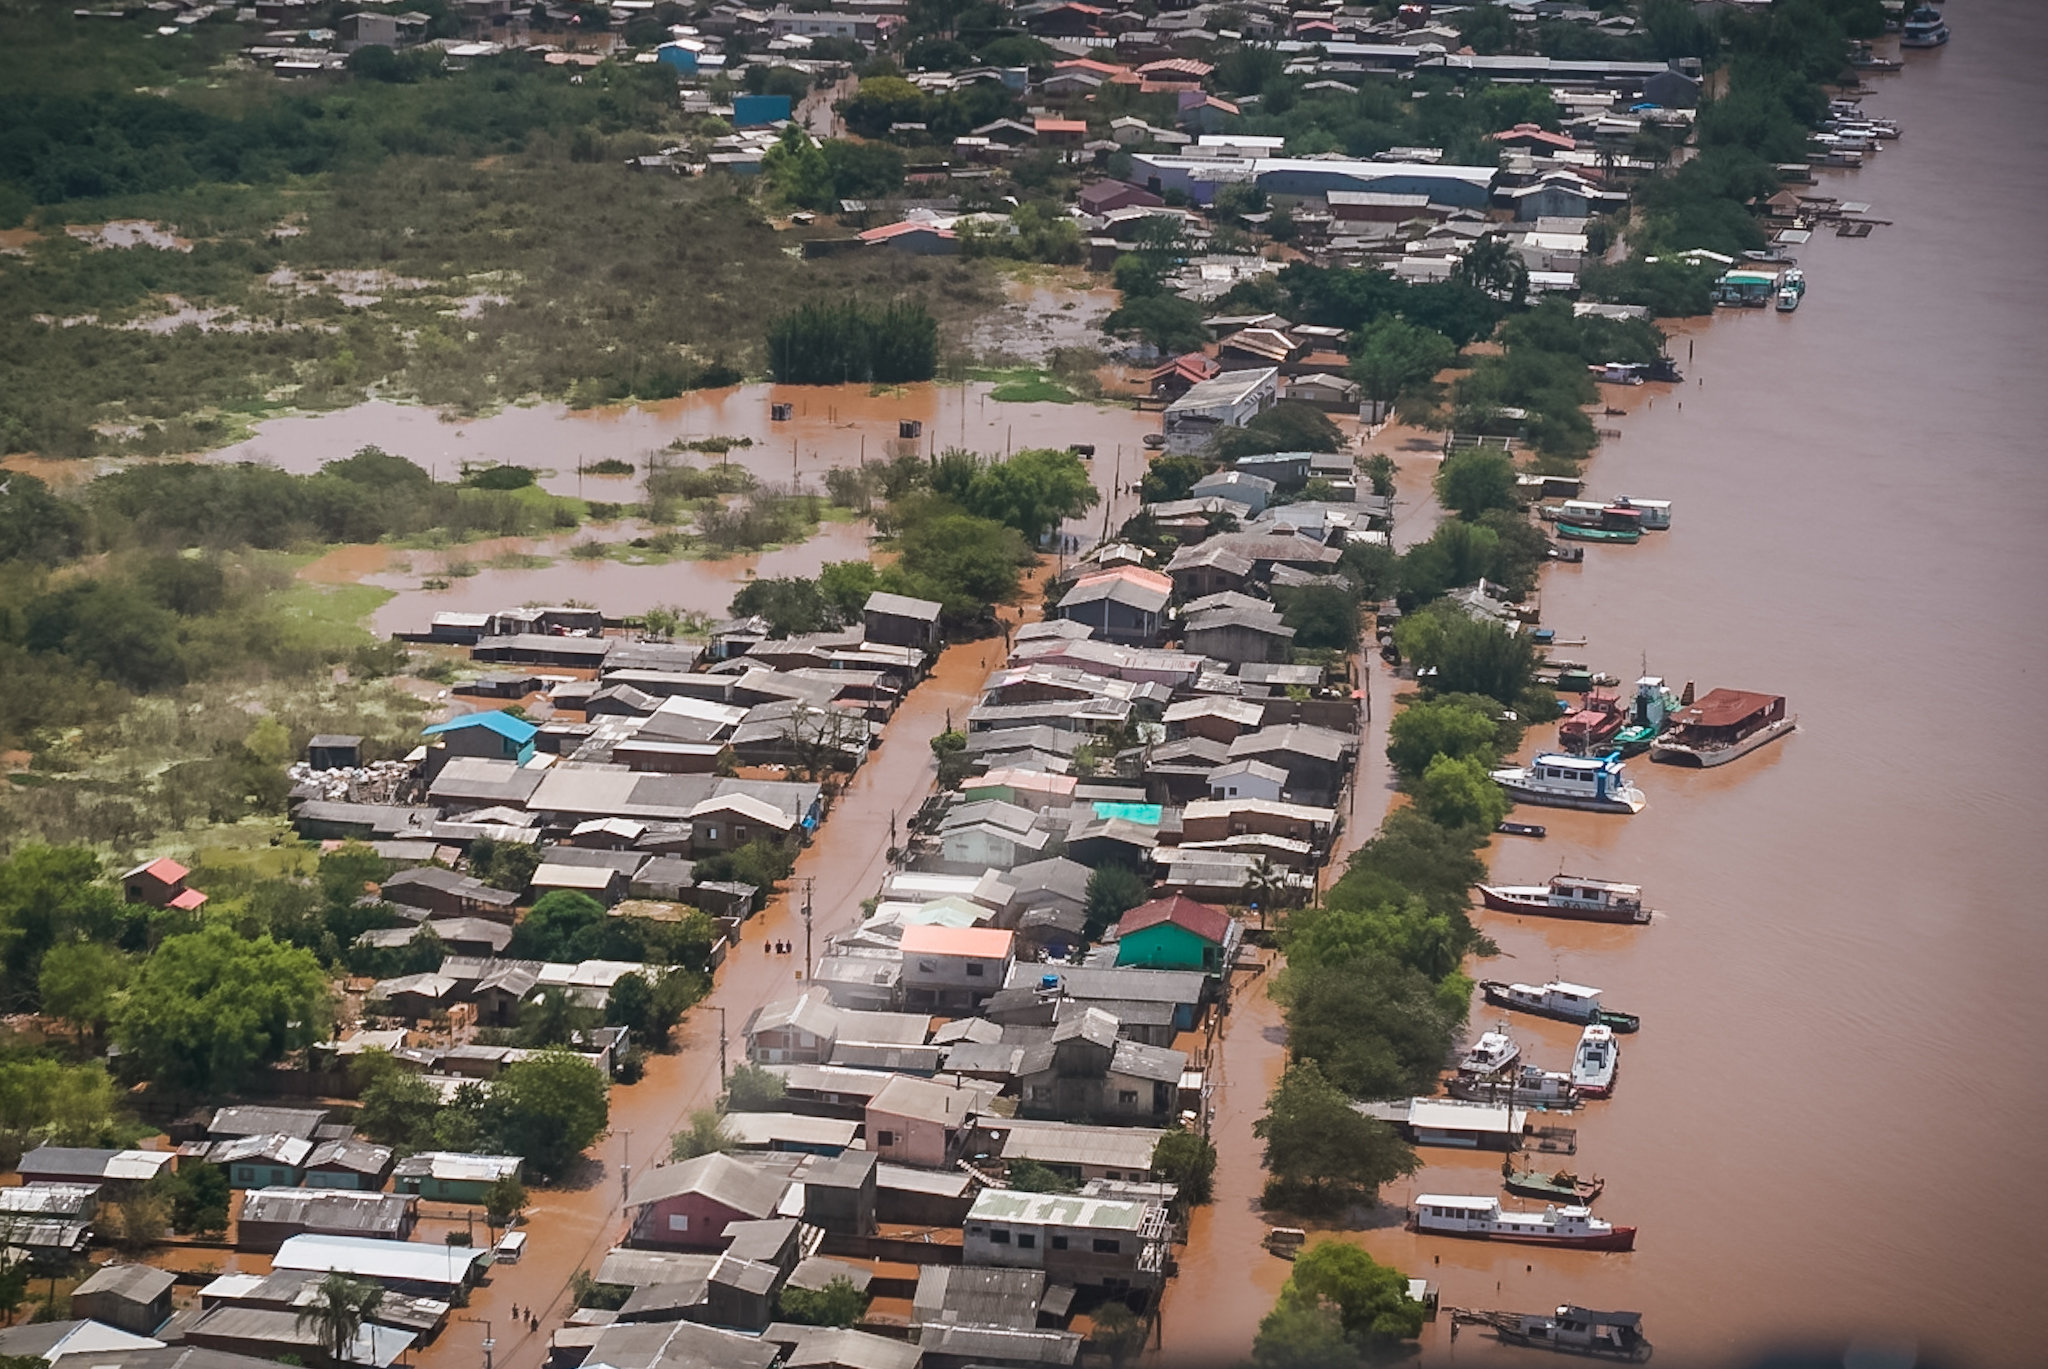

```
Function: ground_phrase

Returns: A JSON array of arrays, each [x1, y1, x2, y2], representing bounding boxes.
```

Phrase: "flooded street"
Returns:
[[1166, 13, 2048, 1366]]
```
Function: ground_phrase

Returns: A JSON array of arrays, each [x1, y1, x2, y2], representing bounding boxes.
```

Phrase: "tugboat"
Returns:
[[1901, 4, 1948, 47], [1571, 1024, 1620, 1098], [1411, 1194, 1636, 1251], [1649, 688, 1796, 767], [1481, 979, 1641, 1033], [1489, 751, 1646, 815], [1503, 1157, 1604, 1203], [1478, 874, 1651, 925], [1454, 1305, 1652, 1360]]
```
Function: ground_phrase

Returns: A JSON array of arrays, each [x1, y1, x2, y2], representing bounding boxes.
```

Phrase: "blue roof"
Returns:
[[422, 711, 538, 744]]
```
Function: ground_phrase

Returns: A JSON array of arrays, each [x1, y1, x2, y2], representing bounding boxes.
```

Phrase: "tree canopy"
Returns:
[[1253, 1059, 1419, 1208], [112, 923, 331, 1096]]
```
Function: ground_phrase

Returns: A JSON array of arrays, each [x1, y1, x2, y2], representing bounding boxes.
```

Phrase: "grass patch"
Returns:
[[486, 550, 554, 570], [972, 367, 1082, 404]]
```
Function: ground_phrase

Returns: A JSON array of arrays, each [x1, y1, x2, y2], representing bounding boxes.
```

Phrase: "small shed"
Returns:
[[69, 1264, 176, 1335]]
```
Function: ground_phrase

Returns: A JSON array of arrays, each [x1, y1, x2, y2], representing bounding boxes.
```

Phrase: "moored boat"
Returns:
[[1478, 875, 1650, 925], [1481, 979, 1640, 1033], [1452, 1064, 1578, 1108], [1776, 287, 1800, 312], [1559, 689, 1625, 753], [1649, 688, 1796, 767], [1556, 522, 1641, 545], [1483, 1305, 1652, 1360], [1490, 751, 1646, 815], [1901, 4, 1948, 46], [1412, 1194, 1636, 1251], [1571, 1024, 1619, 1098], [1457, 1027, 1521, 1079], [1503, 1157, 1604, 1203], [1612, 676, 1679, 755], [1608, 496, 1670, 530], [1496, 821, 1548, 838]]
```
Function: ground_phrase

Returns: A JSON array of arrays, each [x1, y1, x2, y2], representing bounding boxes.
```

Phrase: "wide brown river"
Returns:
[[1162, 11, 2048, 1368]]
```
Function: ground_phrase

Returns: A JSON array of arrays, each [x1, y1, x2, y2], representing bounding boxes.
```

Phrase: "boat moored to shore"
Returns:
[[1901, 4, 1948, 46], [1503, 1158, 1604, 1203], [1571, 1024, 1619, 1098], [1478, 874, 1651, 925], [1454, 1305, 1651, 1360], [1649, 688, 1796, 767], [1481, 979, 1641, 1033], [1412, 1194, 1636, 1251], [1491, 752, 1646, 814]]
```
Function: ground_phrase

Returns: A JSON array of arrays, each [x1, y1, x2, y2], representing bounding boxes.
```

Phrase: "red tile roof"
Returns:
[[138, 857, 189, 884], [169, 888, 210, 911], [1118, 894, 1232, 946]]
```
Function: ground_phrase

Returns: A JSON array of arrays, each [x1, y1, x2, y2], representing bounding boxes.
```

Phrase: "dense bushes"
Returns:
[[766, 300, 940, 385]]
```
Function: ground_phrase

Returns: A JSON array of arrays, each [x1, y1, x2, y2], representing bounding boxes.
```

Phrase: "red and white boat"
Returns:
[[1412, 1194, 1636, 1251], [1478, 875, 1651, 925]]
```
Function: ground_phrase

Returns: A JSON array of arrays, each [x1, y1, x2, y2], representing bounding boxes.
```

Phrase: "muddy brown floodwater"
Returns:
[[1163, 15, 2048, 1368]]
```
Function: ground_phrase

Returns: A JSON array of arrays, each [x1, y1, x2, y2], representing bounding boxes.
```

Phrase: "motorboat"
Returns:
[[1481, 979, 1640, 1033], [1490, 751, 1646, 814], [1607, 497, 1670, 530], [1412, 1194, 1636, 1251], [1456, 1027, 1521, 1079], [1571, 1024, 1619, 1099], [1478, 874, 1651, 925], [1496, 821, 1548, 838], [1776, 287, 1800, 312], [1649, 688, 1796, 767]]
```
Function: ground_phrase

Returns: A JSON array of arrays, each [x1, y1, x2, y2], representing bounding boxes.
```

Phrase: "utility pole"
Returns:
[[716, 1006, 729, 1084], [461, 1318, 495, 1369], [619, 1128, 632, 1202], [802, 877, 816, 983]]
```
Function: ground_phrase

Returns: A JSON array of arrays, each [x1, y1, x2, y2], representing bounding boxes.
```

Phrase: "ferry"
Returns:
[[1451, 1064, 1579, 1108], [1649, 688, 1796, 767], [1412, 1194, 1636, 1251], [1490, 751, 1646, 814], [1478, 874, 1651, 925], [1457, 1027, 1521, 1079], [1901, 5, 1948, 47], [1571, 1024, 1619, 1098], [1776, 287, 1800, 313], [1480, 979, 1641, 1033]]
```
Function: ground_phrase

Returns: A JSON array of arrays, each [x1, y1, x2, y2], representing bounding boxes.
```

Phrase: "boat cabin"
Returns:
[[1525, 752, 1627, 796], [1545, 876, 1642, 914], [1665, 689, 1786, 747], [1553, 500, 1608, 527]]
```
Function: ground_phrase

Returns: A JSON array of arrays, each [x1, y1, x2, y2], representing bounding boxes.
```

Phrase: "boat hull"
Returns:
[[1481, 983, 1640, 1033], [1479, 885, 1652, 925], [1491, 779, 1645, 814], [1412, 1221, 1638, 1253], [1556, 524, 1641, 544], [1504, 1176, 1604, 1204], [1649, 717, 1797, 768]]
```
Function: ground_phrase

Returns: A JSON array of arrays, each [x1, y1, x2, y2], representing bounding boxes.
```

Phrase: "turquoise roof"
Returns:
[[422, 711, 538, 744], [1093, 802, 1163, 825]]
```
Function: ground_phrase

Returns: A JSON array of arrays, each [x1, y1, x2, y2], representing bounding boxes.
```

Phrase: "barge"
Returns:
[[1649, 689, 1796, 768]]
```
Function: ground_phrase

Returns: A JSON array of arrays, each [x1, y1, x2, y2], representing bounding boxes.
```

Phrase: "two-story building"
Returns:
[[1016, 1009, 1188, 1126], [864, 1075, 998, 1170], [962, 1190, 1170, 1291], [625, 1152, 792, 1251], [900, 925, 1015, 1014]]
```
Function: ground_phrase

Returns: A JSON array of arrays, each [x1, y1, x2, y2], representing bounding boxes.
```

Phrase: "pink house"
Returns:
[[624, 1152, 789, 1250], [866, 1075, 996, 1170]]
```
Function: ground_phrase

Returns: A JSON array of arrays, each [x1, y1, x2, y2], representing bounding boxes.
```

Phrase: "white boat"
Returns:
[[1449, 1064, 1579, 1108], [1571, 1024, 1619, 1098], [1780, 268, 1806, 296], [1478, 875, 1651, 925], [1480, 979, 1640, 1033], [1457, 1027, 1521, 1079], [1490, 752, 1646, 814], [1775, 287, 1800, 313], [1901, 5, 1948, 46], [1607, 496, 1670, 530], [1412, 1194, 1636, 1251]]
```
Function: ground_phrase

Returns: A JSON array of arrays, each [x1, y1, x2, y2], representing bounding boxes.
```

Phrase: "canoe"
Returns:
[[1556, 524, 1641, 544], [1496, 822, 1548, 838]]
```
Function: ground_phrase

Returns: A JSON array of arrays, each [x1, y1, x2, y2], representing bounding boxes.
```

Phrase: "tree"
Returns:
[[1277, 959, 1465, 1100], [1214, 401, 1346, 459], [1385, 697, 1502, 780], [508, 890, 609, 963], [1004, 1160, 1076, 1193], [1137, 454, 1206, 505], [1286, 1243, 1425, 1346], [964, 449, 1100, 547], [730, 576, 839, 638], [776, 1276, 870, 1327], [1252, 1288, 1355, 1369], [762, 125, 834, 210], [484, 1174, 528, 1231], [1412, 753, 1510, 832], [1391, 603, 1537, 705], [489, 1048, 610, 1181], [1253, 1060, 1420, 1207], [296, 1274, 383, 1364], [518, 986, 600, 1049], [1453, 236, 1530, 306], [467, 838, 541, 898], [37, 941, 128, 1043], [821, 139, 905, 200], [724, 1062, 787, 1112], [355, 1067, 442, 1150], [1084, 864, 1147, 941], [0, 1058, 116, 1147], [98, 1190, 169, 1255], [670, 1108, 739, 1161], [1435, 448, 1520, 521], [1274, 582, 1361, 652], [1102, 293, 1209, 354], [1151, 1128, 1217, 1205], [161, 1162, 230, 1235], [818, 560, 882, 621], [894, 512, 1032, 622], [111, 924, 332, 1096], [1398, 520, 1501, 602], [840, 75, 928, 139], [1349, 317, 1456, 420], [1089, 1301, 1148, 1367]]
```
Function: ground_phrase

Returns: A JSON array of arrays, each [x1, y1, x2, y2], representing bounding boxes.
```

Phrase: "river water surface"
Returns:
[[1161, 12, 2047, 1367]]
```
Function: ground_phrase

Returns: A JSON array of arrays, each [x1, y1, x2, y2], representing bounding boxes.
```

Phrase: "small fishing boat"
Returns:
[[1650, 689, 1796, 768], [1478, 875, 1650, 925], [1457, 1305, 1652, 1361], [1496, 821, 1548, 838], [1775, 287, 1800, 312], [1457, 1027, 1520, 1079], [1481, 979, 1640, 1033], [1571, 1024, 1619, 1098], [1547, 543, 1586, 563], [1556, 522, 1641, 545], [1504, 1157, 1604, 1203], [1412, 1194, 1636, 1251], [1490, 752, 1646, 815], [1451, 1064, 1578, 1108]]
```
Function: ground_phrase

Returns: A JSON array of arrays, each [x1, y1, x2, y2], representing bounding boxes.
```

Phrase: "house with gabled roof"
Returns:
[[1113, 894, 1239, 975], [121, 857, 207, 912]]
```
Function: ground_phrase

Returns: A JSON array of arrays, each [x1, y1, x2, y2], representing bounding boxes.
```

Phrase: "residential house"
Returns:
[[1205, 757, 1289, 802], [1287, 372, 1363, 412], [900, 925, 1015, 1013], [1077, 179, 1162, 216], [989, 1120, 1165, 1185], [1055, 568, 1172, 646], [212, 1134, 312, 1190], [380, 866, 522, 922], [1112, 894, 1238, 974], [15, 1147, 176, 1192], [426, 756, 544, 810], [1190, 469, 1275, 515], [1179, 796, 1335, 853], [865, 1075, 996, 1170], [1161, 368, 1278, 455], [207, 1107, 328, 1143], [860, 590, 944, 652], [1163, 542, 1255, 600], [1016, 1009, 1187, 1125], [1161, 696, 1266, 745], [391, 1152, 522, 1203], [421, 710, 539, 766], [1226, 725, 1355, 803], [689, 792, 799, 854], [1009, 964, 1209, 1038], [528, 860, 628, 906], [271, 1232, 488, 1300], [70, 1265, 176, 1336], [300, 1139, 394, 1192], [575, 1321, 779, 1369], [1181, 605, 1296, 665], [236, 1188, 417, 1252], [861, 220, 959, 255], [962, 1189, 1169, 1291], [305, 735, 363, 770], [743, 989, 844, 1064], [0, 1184, 96, 1262], [185, 1305, 417, 1367], [625, 1152, 791, 1250], [120, 857, 207, 913], [775, 1326, 924, 1369]]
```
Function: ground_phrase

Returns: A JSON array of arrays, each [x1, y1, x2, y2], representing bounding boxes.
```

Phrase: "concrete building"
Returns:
[[901, 925, 1016, 1014], [1161, 367, 1278, 455], [962, 1189, 1170, 1290]]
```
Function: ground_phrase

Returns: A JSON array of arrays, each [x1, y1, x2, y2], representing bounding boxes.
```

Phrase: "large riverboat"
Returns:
[[1481, 979, 1640, 1033], [1412, 1194, 1637, 1251], [1649, 688, 1796, 767], [1901, 5, 1948, 46], [1490, 752, 1646, 814], [1571, 1024, 1619, 1098], [1478, 874, 1651, 925]]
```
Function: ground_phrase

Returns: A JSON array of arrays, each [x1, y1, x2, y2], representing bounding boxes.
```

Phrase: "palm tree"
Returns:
[[297, 1273, 383, 1365], [1248, 856, 1286, 930]]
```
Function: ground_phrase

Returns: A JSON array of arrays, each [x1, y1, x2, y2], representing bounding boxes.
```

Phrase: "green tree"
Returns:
[[1084, 864, 1148, 941], [669, 1108, 738, 1161], [355, 1068, 442, 1151], [1453, 236, 1530, 306], [1391, 603, 1536, 705], [1089, 1301, 1148, 1367], [1434, 448, 1520, 521], [1252, 1289, 1355, 1369], [964, 448, 1101, 546], [489, 1047, 610, 1181], [1004, 1159, 1077, 1193], [1151, 1128, 1217, 1205], [1287, 1242, 1425, 1346], [112, 924, 332, 1096], [724, 1062, 787, 1112], [484, 1174, 528, 1231], [1398, 519, 1501, 602], [776, 1276, 870, 1327], [1284, 896, 1464, 983], [518, 985, 600, 1049], [296, 1274, 383, 1364], [467, 838, 541, 897], [1274, 582, 1361, 652], [1349, 317, 1457, 420], [1277, 959, 1466, 1100], [36, 941, 128, 1042], [1411, 753, 1510, 832], [1213, 402, 1345, 459], [508, 890, 608, 963], [894, 512, 1032, 623], [818, 560, 882, 621], [1103, 293, 1209, 354], [821, 139, 905, 200], [840, 75, 928, 139], [1253, 1060, 1419, 1208], [1385, 697, 1503, 780], [1137, 454, 1206, 504], [729, 576, 838, 637], [161, 1162, 230, 1235], [762, 124, 835, 210]]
